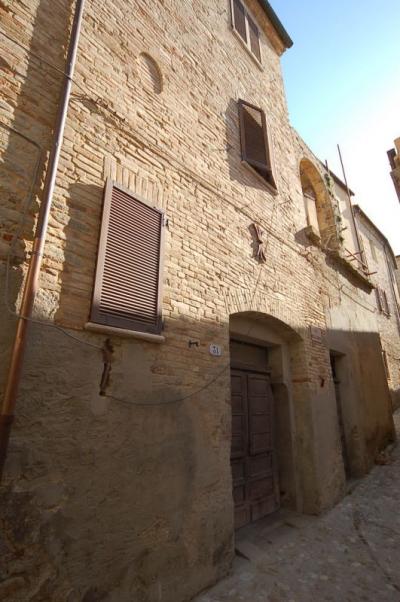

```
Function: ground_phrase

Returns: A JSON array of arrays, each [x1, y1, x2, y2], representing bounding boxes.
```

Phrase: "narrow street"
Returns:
[[195, 412, 400, 602]]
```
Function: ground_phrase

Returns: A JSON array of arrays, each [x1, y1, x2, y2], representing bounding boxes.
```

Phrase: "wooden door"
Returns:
[[230, 370, 279, 529]]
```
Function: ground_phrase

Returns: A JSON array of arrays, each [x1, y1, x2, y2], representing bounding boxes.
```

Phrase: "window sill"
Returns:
[[85, 322, 165, 343], [241, 160, 278, 195], [231, 27, 263, 72]]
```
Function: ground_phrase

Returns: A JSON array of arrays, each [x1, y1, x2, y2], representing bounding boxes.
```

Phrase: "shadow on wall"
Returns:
[[54, 182, 104, 328], [0, 301, 396, 601], [0, 0, 74, 392]]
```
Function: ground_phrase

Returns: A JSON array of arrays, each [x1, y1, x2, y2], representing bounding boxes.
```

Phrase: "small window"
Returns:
[[238, 99, 276, 189], [375, 288, 382, 313], [90, 180, 165, 334], [231, 0, 261, 63], [375, 287, 390, 316], [382, 290, 390, 316]]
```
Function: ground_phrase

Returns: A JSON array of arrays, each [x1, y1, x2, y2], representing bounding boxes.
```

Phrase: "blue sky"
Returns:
[[272, 0, 400, 254]]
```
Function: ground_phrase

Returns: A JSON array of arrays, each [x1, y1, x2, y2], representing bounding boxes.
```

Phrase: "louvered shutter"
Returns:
[[238, 99, 276, 188], [232, 0, 247, 42], [247, 14, 261, 62], [91, 180, 165, 334], [382, 290, 390, 315], [375, 288, 382, 312]]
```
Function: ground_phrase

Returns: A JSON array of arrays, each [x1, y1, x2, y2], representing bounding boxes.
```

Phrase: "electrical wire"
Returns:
[[1, 28, 392, 409], [0, 122, 103, 352], [0, 28, 383, 317]]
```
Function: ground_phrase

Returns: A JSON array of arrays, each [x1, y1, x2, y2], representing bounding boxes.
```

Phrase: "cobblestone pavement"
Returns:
[[194, 412, 400, 602]]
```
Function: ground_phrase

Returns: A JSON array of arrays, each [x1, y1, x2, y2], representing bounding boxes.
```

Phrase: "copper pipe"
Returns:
[[0, 0, 86, 481]]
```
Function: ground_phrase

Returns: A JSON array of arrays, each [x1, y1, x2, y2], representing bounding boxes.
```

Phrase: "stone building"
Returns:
[[353, 205, 400, 409], [387, 137, 400, 202], [0, 1, 398, 601]]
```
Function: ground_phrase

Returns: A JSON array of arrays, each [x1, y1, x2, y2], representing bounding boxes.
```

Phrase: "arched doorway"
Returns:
[[229, 312, 302, 529]]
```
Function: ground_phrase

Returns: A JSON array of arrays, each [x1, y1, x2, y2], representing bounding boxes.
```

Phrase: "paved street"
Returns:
[[195, 412, 400, 602]]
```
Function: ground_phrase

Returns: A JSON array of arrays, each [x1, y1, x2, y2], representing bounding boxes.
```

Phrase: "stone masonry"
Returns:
[[354, 206, 400, 410], [0, 1, 398, 601]]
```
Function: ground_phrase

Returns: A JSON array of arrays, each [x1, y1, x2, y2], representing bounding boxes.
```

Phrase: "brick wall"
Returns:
[[0, 1, 396, 600]]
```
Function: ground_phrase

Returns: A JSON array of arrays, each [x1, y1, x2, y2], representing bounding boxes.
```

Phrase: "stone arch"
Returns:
[[137, 52, 163, 94], [229, 310, 302, 343], [299, 158, 339, 249]]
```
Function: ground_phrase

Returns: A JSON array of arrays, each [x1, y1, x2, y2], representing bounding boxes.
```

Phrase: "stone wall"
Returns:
[[355, 211, 400, 410], [0, 1, 396, 600]]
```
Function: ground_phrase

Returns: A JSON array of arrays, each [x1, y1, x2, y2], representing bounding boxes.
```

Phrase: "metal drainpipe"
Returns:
[[0, 0, 86, 482]]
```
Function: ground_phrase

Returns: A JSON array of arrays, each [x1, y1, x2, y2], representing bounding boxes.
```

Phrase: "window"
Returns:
[[90, 180, 165, 334], [238, 99, 276, 189], [231, 0, 261, 63], [375, 287, 390, 317], [382, 289, 390, 316]]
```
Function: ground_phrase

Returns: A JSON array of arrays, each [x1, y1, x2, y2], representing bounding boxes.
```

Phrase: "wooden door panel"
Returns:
[[249, 476, 274, 501], [231, 458, 246, 483], [230, 368, 279, 529], [231, 372, 248, 459], [250, 431, 272, 455], [234, 505, 251, 530], [249, 414, 270, 432], [251, 497, 278, 522], [248, 453, 273, 479], [247, 375, 271, 396]]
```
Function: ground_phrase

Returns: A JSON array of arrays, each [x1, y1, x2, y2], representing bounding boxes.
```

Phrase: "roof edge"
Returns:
[[258, 1, 293, 49]]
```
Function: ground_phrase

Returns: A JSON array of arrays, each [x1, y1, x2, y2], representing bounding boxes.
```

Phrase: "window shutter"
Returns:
[[382, 290, 390, 315], [375, 288, 382, 312], [232, 0, 247, 42], [247, 14, 261, 62], [238, 99, 276, 188], [91, 180, 165, 334]]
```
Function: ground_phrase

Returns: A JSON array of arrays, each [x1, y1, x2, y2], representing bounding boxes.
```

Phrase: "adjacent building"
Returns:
[[388, 137, 400, 202], [0, 1, 399, 601], [354, 205, 400, 409]]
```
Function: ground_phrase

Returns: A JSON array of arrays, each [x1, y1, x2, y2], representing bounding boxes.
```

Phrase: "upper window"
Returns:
[[375, 287, 390, 317], [238, 99, 276, 189], [369, 238, 377, 261], [90, 180, 165, 334], [231, 0, 262, 63]]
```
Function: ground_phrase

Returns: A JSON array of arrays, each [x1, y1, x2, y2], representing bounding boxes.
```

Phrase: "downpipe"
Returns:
[[0, 0, 86, 481]]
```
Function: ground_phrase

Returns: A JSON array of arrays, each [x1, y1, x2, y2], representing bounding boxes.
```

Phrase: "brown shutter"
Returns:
[[375, 288, 382, 312], [247, 14, 261, 62], [232, 0, 247, 42], [382, 290, 390, 315], [238, 99, 276, 188], [91, 180, 165, 334]]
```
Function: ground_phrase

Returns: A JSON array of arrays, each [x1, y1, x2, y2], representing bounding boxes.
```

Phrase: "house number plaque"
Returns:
[[209, 344, 222, 357]]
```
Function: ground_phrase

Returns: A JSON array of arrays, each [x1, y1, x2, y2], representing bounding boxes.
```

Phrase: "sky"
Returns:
[[272, 0, 400, 255]]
